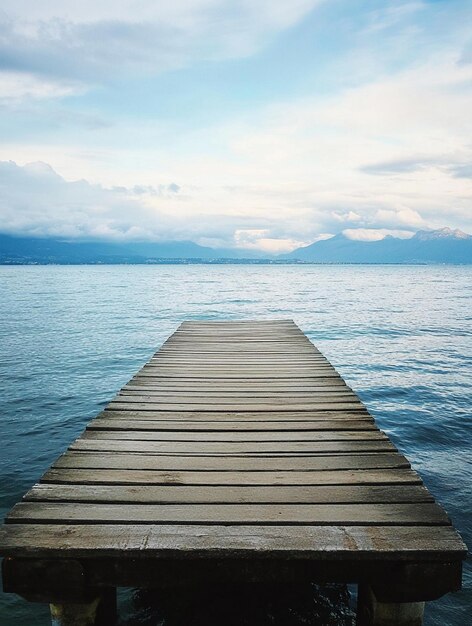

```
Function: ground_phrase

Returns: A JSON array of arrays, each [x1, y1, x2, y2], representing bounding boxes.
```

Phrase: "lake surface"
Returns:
[[0, 265, 471, 625]]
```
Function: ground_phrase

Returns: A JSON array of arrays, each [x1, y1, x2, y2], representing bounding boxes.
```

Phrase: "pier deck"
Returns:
[[0, 320, 466, 625]]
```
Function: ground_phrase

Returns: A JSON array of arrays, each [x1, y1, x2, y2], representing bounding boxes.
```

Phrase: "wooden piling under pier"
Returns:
[[0, 320, 466, 625]]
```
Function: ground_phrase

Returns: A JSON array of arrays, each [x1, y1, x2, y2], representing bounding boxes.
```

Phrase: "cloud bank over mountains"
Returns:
[[0, 1, 471, 251], [1, 147, 471, 251], [2, 226, 471, 264]]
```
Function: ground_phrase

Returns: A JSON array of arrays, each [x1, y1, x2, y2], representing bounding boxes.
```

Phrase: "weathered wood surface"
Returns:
[[51, 451, 412, 471], [25, 484, 433, 504], [0, 319, 466, 603], [69, 440, 396, 454], [92, 410, 373, 422], [86, 417, 376, 431], [40, 468, 424, 486], [7, 502, 449, 525], [0, 524, 465, 561]]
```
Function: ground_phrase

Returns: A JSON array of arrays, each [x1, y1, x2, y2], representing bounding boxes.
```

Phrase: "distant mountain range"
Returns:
[[0, 234, 261, 264], [0, 227, 471, 264], [285, 228, 472, 264]]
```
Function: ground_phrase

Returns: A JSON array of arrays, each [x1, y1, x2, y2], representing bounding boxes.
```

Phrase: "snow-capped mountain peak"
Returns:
[[413, 227, 471, 241]]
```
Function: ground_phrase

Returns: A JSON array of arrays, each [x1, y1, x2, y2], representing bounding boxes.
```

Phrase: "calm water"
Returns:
[[0, 265, 471, 626]]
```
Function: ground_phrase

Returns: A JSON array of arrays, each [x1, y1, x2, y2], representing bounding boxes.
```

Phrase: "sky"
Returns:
[[0, 0, 472, 252]]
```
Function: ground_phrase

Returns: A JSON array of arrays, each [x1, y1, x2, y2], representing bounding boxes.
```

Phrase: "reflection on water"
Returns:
[[0, 265, 471, 626]]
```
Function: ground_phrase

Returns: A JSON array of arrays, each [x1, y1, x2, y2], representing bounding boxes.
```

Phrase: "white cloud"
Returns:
[[343, 228, 415, 242], [1, 0, 312, 25], [0, 0, 323, 98], [0, 160, 323, 249], [234, 229, 311, 253], [0, 71, 83, 103], [373, 207, 424, 229], [0, 160, 179, 241], [332, 211, 362, 223], [363, 2, 424, 34]]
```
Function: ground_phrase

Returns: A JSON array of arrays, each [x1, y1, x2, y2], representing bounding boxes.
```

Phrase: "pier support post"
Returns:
[[50, 589, 117, 626], [357, 585, 424, 626]]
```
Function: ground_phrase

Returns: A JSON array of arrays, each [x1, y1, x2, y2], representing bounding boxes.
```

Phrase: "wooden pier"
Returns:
[[0, 320, 466, 625]]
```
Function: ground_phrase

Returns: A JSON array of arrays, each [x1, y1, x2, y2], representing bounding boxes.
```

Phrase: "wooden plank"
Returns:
[[148, 351, 323, 356], [69, 439, 397, 455], [82, 430, 386, 441], [174, 325, 301, 329], [173, 334, 305, 337], [134, 372, 342, 378], [164, 343, 314, 348], [174, 327, 303, 332], [114, 398, 360, 408], [139, 372, 340, 378], [124, 383, 349, 391], [162, 330, 312, 335], [113, 394, 359, 404], [170, 330, 304, 335], [145, 364, 334, 369], [87, 418, 376, 431], [169, 330, 304, 333], [151, 356, 330, 361], [169, 338, 309, 342], [163, 342, 315, 347], [131, 368, 346, 372], [149, 365, 334, 369], [134, 372, 343, 380], [147, 358, 326, 365], [150, 356, 330, 362], [148, 354, 329, 359], [153, 348, 326, 354], [171, 330, 304, 334], [128, 366, 347, 378], [179, 318, 294, 322], [163, 341, 316, 346], [175, 325, 301, 330], [53, 452, 411, 471], [41, 468, 424, 486], [118, 391, 357, 399], [7, 502, 451, 526], [179, 320, 296, 325], [25, 483, 434, 504], [98, 409, 373, 421], [118, 380, 347, 389], [119, 380, 354, 390], [157, 349, 321, 354], [118, 388, 356, 395], [0, 524, 465, 560], [106, 402, 366, 412], [176, 325, 300, 328], [135, 365, 343, 376], [118, 381, 358, 390], [164, 343, 314, 346]]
